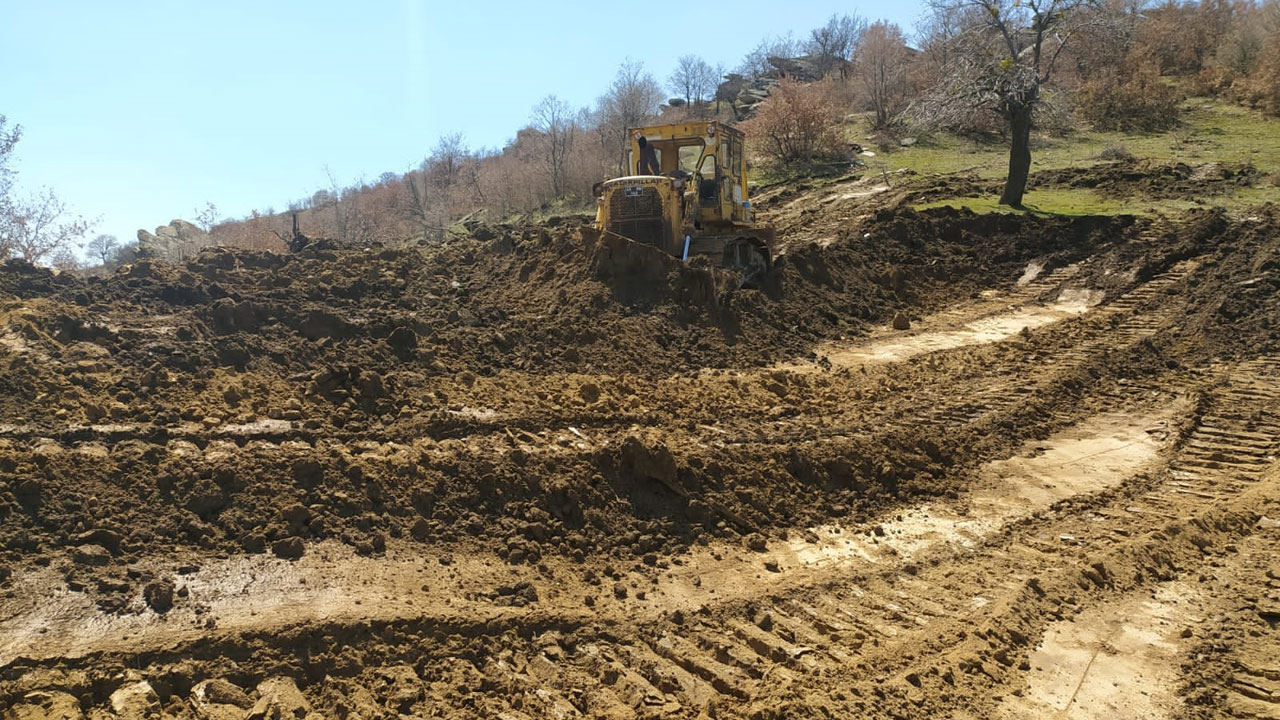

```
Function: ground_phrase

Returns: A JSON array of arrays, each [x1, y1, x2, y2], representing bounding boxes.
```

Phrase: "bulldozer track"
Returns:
[[409, 357, 1278, 719], [5, 354, 1275, 719], [9, 237, 1280, 720], [716, 259, 1200, 447]]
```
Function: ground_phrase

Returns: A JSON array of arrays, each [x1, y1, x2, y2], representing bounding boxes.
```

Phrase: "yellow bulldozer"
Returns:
[[593, 121, 776, 287]]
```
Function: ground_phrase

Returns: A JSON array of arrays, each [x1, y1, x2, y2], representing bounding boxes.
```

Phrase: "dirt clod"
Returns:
[[143, 579, 175, 613], [72, 529, 121, 554], [246, 676, 310, 720], [70, 545, 111, 566], [271, 538, 305, 560], [109, 680, 160, 718], [192, 678, 254, 716], [8, 690, 85, 720]]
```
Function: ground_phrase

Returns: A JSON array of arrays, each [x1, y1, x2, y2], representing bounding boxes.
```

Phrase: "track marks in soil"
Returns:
[[3, 361, 1275, 717], [1004, 478, 1280, 720], [0, 404, 1178, 667], [790, 262, 1088, 370], [793, 258, 1189, 373], [510, 365, 1275, 719], [7, 254, 1271, 719], [1002, 582, 1200, 719], [0, 384, 1199, 714]]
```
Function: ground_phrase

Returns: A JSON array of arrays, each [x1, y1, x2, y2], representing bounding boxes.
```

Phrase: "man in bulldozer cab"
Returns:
[[637, 136, 660, 176], [593, 122, 776, 287]]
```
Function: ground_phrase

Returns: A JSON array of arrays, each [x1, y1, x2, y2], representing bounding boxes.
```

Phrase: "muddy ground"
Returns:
[[893, 160, 1264, 207], [1, 183, 1279, 719], [1030, 160, 1260, 199]]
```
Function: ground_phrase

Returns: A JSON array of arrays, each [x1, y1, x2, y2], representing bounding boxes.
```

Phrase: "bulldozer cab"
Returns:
[[627, 122, 751, 227]]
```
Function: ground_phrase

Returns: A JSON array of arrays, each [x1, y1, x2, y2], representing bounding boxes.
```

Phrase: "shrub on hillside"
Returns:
[[1098, 143, 1134, 161], [1077, 64, 1182, 132], [1130, 0, 1233, 77], [1234, 29, 1280, 115], [740, 78, 847, 165]]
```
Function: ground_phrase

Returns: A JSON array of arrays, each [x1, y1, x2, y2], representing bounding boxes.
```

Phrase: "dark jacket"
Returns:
[[638, 143, 660, 175]]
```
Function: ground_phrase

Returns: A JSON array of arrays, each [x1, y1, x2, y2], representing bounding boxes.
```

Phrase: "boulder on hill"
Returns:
[[717, 55, 849, 119], [137, 219, 211, 261]]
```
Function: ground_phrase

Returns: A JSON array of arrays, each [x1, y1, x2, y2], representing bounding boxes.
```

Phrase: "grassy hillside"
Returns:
[[849, 98, 1280, 216]]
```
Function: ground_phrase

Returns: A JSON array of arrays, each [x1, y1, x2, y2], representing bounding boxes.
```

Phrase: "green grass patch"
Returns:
[[875, 98, 1280, 177], [859, 97, 1280, 215]]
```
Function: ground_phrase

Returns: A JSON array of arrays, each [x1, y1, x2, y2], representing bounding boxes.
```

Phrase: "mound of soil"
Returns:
[[2, 204, 1273, 618], [1165, 207, 1280, 359], [0, 208, 1143, 418], [1031, 160, 1259, 198]]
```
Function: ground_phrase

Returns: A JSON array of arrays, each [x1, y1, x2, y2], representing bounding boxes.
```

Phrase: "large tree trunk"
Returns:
[[1000, 103, 1033, 207]]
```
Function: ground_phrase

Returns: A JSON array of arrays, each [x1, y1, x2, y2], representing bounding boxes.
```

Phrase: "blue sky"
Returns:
[[2, 1, 927, 250]]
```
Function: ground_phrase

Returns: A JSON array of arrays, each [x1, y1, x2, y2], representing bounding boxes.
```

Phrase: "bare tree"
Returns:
[[531, 96, 576, 198], [916, 1, 974, 83], [0, 116, 18, 225], [426, 133, 469, 190], [1215, 10, 1266, 78], [194, 202, 219, 232], [325, 168, 374, 244], [456, 147, 489, 206], [310, 189, 335, 209], [921, 0, 1101, 206], [401, 170, 439, 240], [596, 60, 664, 174], [86, 233, 119, 266], [112, 240, 140, 266], [856, 22, 912, 128], [805, 13, 866, 78], [707, 62, 728, 115], [738, 33, 802, 79], [0, 118, 92, 264], [50, 246, 81, 273], [1, 188, 91, 264], [669, 55, 720, 107]]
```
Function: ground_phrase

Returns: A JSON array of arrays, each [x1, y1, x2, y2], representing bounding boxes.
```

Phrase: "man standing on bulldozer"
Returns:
[[637, 135, 660, 175]]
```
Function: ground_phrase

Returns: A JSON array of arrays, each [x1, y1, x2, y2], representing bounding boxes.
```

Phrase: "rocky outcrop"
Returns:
[[137, 219, 210, 261], [718, 55, 850, 119]]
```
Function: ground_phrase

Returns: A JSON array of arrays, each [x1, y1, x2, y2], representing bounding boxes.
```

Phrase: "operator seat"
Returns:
[[699, 176, 718, 205]]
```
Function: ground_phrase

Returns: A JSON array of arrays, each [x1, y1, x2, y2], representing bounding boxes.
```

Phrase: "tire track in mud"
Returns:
[[1002, 357, 1280, 719], [5, 356, 1275, 719], [1177, 520, 1280, 720], [894, 261, 1198, 431], [717, 259, 1198, 447], [432, 359, 1270, 716], [461, 357, 1276, 720], [2, 255, 1252, 718]]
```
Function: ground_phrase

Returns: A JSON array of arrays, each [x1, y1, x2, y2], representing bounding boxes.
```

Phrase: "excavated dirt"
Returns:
[[1029, 160, 1260, 199], [894, 161, 1261, 206], [1, 189, 1279, 719]]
